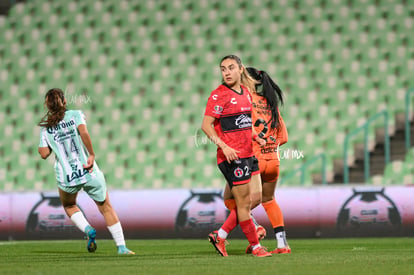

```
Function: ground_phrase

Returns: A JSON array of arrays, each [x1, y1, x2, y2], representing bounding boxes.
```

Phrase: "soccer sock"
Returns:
[[219, 208, 238, 239], [107, 222, 126, 247], [262, 199, 288, 248], [218, 228, 228, 239], [262, 199, 284, 228], [70, 211, 90, 233], [251, 213, 259, 228], [274, 226, 288, 248], [239, 219, 260, 248]]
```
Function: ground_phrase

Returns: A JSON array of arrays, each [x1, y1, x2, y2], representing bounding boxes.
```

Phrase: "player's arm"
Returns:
[[78, 124, 95, 171], [38, 146, 52, 159], [252, 127, 266, 147], [276, 114, 288, 146], [201, 115, 240, 163]]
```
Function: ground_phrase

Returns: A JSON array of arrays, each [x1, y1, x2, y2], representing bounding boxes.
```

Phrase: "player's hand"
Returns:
[[83, 155, 95, 173], [255, 137, 266, 147], [222, 145, 240, 163]]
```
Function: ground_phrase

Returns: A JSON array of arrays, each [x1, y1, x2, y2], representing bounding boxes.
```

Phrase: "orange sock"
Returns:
[[262, 199, 284, 228], [224, 199, 236, 210]]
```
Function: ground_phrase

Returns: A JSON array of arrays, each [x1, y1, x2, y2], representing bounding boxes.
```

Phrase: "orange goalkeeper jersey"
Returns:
[[252, 93, 288, 162]]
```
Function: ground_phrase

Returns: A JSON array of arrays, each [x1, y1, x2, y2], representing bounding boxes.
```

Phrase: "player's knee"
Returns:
[[261, 196, 275, 204], [250, 193, 262, 209], [224, 198, 237, 210], [237, 197, 252, 212]]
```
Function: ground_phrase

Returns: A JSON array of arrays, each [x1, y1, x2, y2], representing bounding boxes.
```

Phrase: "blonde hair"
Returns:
[[241, 65, 259, 93]]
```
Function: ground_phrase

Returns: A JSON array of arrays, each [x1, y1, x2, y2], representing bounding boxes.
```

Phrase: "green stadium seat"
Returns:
[[1, 0, 414, 190]]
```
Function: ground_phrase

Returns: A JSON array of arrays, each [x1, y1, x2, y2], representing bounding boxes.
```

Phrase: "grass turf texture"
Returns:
[[0, 238, 413, 275]]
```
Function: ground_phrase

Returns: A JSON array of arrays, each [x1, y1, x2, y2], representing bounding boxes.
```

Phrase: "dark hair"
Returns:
[[38, 88, 66, 128], [220, 54, 242, 68], [246, 67, 284, 129]]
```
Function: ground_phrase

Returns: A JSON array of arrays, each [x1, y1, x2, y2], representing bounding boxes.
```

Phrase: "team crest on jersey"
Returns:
[[247, 94, 252, 103], [213, 105, 223, 114], [234, 167, 244, 178]]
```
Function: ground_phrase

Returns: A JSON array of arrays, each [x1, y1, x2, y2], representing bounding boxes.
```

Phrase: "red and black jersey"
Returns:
[[204, 84, 253, 164]]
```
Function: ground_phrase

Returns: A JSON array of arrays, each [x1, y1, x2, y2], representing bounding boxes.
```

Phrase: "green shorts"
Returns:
[[58, 170, 107, 202]]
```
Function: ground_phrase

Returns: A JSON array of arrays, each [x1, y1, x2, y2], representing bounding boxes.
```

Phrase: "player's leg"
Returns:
[[232, 182, 270, 257], [208, 183, 234, 257], [218, 184, 238, 240], [94, 194, 134, 255], [249, 157, 266, 241], [221, 180, 265, 255], [86, 171, 134, 255], [249, 172, 266, 236], [213, 162, 254, 236], [249, 173, 262, 210], [58, 187, 97, 252], [261, 162, 291, 254]]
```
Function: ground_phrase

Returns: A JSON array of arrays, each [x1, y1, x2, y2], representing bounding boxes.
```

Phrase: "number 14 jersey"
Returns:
[[39, 110, 99, 186]]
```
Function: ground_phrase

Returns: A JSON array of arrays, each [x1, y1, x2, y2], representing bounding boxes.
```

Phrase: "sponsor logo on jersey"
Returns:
[[47, 120, 75, 134], [66, 168, 89, 182], [235, 114, 252, 129], [53, 129, 75, 142], [212, 94, 218, 100], [234, 167, 244, 178], [220, 113, 252, 132], [241, 107, 251, 111], [230, 98, 237, 104]]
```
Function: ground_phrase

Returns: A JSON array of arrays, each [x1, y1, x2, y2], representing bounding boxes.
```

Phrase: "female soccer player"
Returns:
[[201, 55, 271, 257], [38, 88, 134, 255], [244, 67, 291, 254]]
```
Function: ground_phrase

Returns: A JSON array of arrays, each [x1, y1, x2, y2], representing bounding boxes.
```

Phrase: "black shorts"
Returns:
[[218, 156, 259, 188]]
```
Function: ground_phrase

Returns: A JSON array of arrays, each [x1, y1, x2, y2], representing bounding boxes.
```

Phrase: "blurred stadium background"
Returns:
[[0, 0, 413, 192]]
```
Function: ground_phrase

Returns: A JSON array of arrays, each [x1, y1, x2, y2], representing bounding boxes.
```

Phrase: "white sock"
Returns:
[[70, 211, 90, 233], [218, 228, 228, 239], [276, 231, 288, 248], [107, 222, 126, 247], [252, 244, 261, 250]]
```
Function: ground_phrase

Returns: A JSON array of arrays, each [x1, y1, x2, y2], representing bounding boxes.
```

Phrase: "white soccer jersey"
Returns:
[[39, 110, 99, 186]]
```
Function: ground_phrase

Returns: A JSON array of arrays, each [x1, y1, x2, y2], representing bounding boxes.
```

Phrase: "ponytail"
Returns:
[[246, 67, 284, 129], [38, 88, 66, 128]]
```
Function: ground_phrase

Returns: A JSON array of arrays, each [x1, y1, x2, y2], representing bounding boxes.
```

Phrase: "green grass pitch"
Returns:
[[1, 238, 413, 274]]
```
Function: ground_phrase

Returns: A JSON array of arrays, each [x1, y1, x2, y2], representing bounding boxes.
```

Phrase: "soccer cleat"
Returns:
[[85, 225, 97, 253], [245, 225, 267, 254], [245, 244, 253, 254], [252, 246, 272, 257], [256, 225, 266, 241], [117, 245, 135, 255], [208, 231, 228, 257], [271, 246, 291, 254]]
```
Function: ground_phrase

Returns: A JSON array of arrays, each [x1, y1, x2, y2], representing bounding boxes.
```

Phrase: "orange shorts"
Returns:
[[258, 159, 280, 183]]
